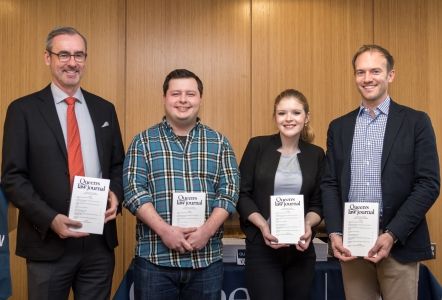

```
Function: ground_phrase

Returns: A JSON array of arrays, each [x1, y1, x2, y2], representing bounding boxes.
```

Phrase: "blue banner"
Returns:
[[0, 184, 12, 299]]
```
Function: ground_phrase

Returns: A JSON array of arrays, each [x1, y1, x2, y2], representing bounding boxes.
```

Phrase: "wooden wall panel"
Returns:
[[124, 0, 251, 275], [427, 0, 442, 281], [251, 0, 373, 149], [2, 1, 442, 298], [374, 0, 442, 281], [125, 0, 251, 148], [0, 0, 126, 298]]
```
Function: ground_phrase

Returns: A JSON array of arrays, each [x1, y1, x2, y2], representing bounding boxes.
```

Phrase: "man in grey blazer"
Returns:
[[1, 27, 124, 299], [321, 45, 440, 300]]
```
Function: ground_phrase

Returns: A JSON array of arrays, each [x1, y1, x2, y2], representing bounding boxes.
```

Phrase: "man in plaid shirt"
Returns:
[[123, 69, 240, 300]]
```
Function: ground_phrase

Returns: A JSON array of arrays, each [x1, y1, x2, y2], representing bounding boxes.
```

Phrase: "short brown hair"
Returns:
[[352, 44, 394, 72], [163, 69, 203, 96]]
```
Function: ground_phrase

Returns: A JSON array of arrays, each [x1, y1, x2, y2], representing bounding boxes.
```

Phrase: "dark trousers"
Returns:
[[26, 235, 115, 300], [245, 243, 316, 300]]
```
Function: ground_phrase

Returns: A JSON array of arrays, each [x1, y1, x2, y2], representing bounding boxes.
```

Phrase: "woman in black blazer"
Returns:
[[237, 89, 324, 300]]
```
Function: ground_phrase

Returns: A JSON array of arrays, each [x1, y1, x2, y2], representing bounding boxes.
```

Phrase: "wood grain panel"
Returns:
[[124, 0, 251, 275], [0, 0, 126, 298], [426, 0, 442, 283], [2, 0, 442, 296], [427, 0, 442, 281], [374, 0, 442, 281], [251, 0, 373, 149]]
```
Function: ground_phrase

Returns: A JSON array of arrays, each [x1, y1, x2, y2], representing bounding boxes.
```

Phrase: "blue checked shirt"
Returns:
[[349, 97, 390, 215], [123, 118, 240, 268]]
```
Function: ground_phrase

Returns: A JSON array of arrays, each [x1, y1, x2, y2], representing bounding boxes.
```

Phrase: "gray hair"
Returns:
[[46, 26, 87, 51]]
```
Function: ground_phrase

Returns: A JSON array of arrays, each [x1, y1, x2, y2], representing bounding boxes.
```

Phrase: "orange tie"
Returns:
[[66, 97, 85, 187]]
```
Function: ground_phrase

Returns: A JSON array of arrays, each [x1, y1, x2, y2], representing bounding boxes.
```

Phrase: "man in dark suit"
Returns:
[[321, 44, 440, 300], [1, 26, 124, 299]]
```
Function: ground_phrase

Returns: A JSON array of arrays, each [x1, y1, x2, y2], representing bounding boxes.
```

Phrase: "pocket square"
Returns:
[[101, 121, 109, 128]]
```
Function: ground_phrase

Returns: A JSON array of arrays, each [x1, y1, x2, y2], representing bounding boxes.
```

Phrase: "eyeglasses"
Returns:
[[47, 50, 87, 63]]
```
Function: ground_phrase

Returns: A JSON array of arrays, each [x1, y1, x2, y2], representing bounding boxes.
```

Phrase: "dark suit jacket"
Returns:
[[1, 85, 125, 261], [237, 134, 325, 245], [321, 100, 440, 263]]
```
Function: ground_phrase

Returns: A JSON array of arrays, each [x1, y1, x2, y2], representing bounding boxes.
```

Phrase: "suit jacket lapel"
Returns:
[[261, 134, 282, 196], [382, 100, 404, 171], [82, 90, 105, 171], [269, 134, 282, 177], [341, 109, 359, 199], [298, 141, 308, 195], [36, 85, 68, 160]]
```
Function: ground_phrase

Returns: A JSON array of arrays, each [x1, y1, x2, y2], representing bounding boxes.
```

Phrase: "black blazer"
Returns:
[[321, 100, 440, 263], [1, 85, 125, 261], [237, 134, 325, 245]]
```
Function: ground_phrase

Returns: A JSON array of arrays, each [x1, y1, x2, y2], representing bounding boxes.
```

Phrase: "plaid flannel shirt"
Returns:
[[123, 118, 239, 268]]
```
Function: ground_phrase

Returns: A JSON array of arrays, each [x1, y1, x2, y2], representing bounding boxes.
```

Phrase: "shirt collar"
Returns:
[[161, 116, 202, 135], [358, 96, 391, 117], [51, 82, 85, 104]]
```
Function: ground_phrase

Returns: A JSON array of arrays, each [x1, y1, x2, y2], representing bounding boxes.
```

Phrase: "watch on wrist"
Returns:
[[384, 229, 398, 244], [328, 232, 343, 239]]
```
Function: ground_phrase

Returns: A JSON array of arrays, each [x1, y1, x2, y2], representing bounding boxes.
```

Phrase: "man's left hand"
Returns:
[[365, 233, 394, 263], [185, 226, 212, 251], [105, 190, 119, 223]]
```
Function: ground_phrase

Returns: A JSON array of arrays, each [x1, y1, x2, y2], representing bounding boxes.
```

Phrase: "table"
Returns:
[[114, 259, 442, 300]]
